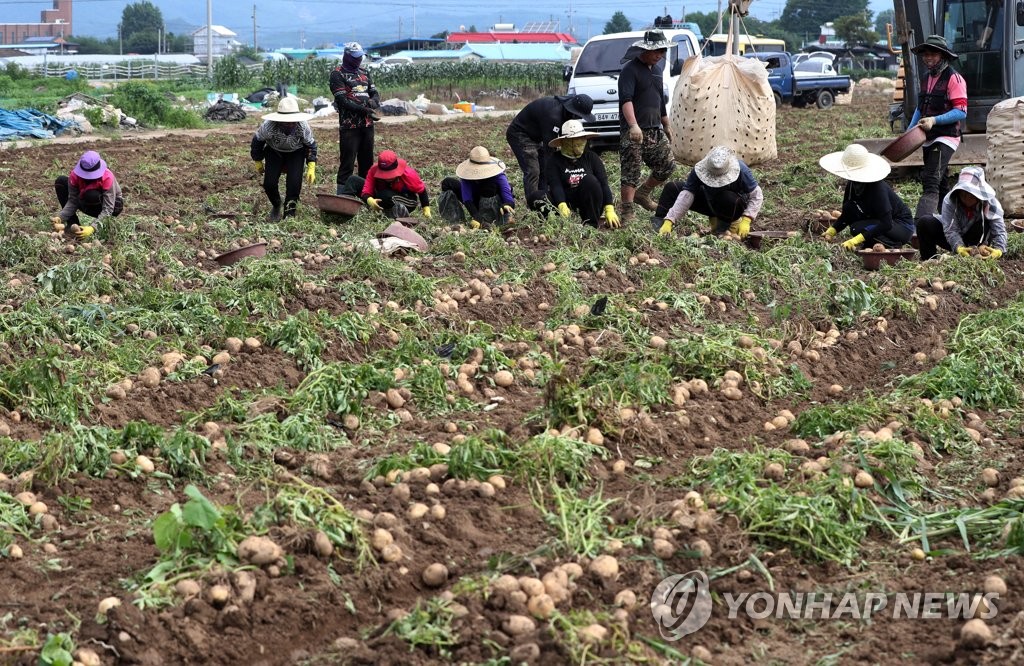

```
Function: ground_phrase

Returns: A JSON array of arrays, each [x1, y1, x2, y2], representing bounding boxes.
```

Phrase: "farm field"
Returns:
[[3, 96, 1024, 666]]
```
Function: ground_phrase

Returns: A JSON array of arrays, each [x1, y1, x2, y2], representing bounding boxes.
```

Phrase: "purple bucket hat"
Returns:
[[73, 150, 107, 179]]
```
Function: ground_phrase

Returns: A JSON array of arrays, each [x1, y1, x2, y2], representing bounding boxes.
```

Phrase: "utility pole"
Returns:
[[566, 0, 575, 37], [118, 23, 123, 56], [398, 16, 402, 40], [252, 5, 257, 51], [413, 1, 417, 39], [206, 0, 213, 78]]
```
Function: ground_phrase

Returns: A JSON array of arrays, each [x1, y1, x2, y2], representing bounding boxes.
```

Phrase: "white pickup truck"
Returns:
[[564, 27, 701, 150]]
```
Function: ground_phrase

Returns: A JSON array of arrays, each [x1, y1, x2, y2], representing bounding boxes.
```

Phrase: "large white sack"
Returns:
[[669, 52, 777, 167]]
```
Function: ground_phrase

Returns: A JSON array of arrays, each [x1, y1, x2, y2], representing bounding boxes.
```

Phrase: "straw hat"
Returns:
[[456, 146, 506, 180], [819, 144, 891, 183], [694, 146, 741, 188], [264, 96, 313, 122], [375, 150, 407, 179], [911, 35, 958, 61], [73, 150, 107, 179], [632, 30, 671, 51], [548, 119, 599, 148], [949, 166, 996, 203]]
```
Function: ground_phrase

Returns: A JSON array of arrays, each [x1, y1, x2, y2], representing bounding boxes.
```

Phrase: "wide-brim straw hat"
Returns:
[[911, 34, 958, 60], [264, 96, 313, 122], [949, 166, 996, 203], [375, 150, 407, 179], [456, 146, 506, 179], [819, 144, 891, 183], [548, 119, 599, 148], [632, 29, 671, 51], [695, 146, 741, 188], [73, 150, 107, 179]]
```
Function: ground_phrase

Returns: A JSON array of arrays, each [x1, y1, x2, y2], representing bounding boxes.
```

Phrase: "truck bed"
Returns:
[[794, 75, 851, 94]]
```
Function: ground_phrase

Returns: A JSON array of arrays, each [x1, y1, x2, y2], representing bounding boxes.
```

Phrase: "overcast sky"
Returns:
[[1, 0, 894, 46]]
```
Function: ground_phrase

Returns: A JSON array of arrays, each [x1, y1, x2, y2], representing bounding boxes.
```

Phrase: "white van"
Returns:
[[565, 28, 700, 149]]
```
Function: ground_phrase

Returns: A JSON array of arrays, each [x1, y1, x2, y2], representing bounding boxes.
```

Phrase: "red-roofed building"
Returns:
[[447, 31, 577, 44]]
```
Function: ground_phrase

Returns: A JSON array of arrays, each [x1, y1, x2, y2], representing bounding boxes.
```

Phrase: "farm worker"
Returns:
[[618, 30, 676, 223], [329, 42, 382, 194], [544, 120, 619, 228], [437, 146, 515, 228], [818, 144, 914, 250], [915, 166, 1006, 260], [250, 96, 318, 221], [350, 150, 431, 219], [505, 93, 595, 210], [53, 150, 124, 239], [907, 35, 967, 220], [654, 146, 762, 238]]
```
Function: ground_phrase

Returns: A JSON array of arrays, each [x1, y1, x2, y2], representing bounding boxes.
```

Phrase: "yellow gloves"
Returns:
[[841, 233, 865, 250], [628, 124, 643, 143], [501, 205, 514, 215], [470, 219, 481, 229], [731, 216, 752, 239], [304, 163, 316, 185], [557, 202, 571, 219], [822, 226, 837, 239], [603, 204, 620, 228], [917, 117, 936, 131], [75, 225, 95, 239], [366, 197, 382, 211], [422, 206, 432, 219], [253, 161, 264, 175], [658, 219, 673, 236], [956, 246, 972, 257], [987, 248, 1003, 260]]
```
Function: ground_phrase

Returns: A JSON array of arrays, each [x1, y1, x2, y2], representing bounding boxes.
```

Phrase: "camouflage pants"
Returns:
[[619, 128, 675, 188]]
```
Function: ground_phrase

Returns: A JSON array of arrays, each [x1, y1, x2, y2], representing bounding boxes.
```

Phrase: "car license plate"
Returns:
[[595, 112, 618, 121]]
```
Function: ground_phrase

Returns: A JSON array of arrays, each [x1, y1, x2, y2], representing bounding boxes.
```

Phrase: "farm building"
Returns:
[[192, 25, 242, 59], [0, 0, 72, 45], [446, 21, 577, 45], [385, 43, 572, 64]]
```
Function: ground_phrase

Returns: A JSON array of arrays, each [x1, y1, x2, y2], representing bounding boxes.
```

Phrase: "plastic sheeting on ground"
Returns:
[[0, 107, 78, 140]]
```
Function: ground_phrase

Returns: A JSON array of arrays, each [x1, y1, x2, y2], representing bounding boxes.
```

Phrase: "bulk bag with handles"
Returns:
[[669, 49, 777, 167], [985, 96, 1024, 218]]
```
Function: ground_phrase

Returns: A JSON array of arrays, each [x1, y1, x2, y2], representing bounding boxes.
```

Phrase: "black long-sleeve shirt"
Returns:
[[833, 180, 913, 243], [507, 96, 571, 146], [543, 150, 614, 207]]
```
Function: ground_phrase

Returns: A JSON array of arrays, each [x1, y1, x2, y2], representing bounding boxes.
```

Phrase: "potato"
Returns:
[[649, 335, 667, 350], [225, 337, 244, 354], [175, 579, 201, 598], [721, 386, 743, 400], [959, 619, 992, 649], [872, 243, 886, 252], [578, 623, 608, 644], [527, 593, 555, 618], [97, 596, 121, 617], [491, 574, 520, 594], [139, 367, 161, 388], [313, 531, 334, 558], [380, 543, 403, 562], [691, 538, 713, 558], [614, 589, 637, 609], [518, 576, 545, 597], [135, 455, 155, 474], [208, 584, 231, 607], [105, 385, 126, 401], [981, 468, 1000, 488], [74, 649, 102, 666], [370, 528, 394, 551], [983, 575, 1007, 596], [911, 547, 926, 561], [854, 471, 874, 488], [422, 563, 448, 588], [236, 535, 283, 565], [589, 555, 619, 580], [764, 462, 785, 481], [8, 544, 23, 559], [503, 614, 536, 636], [28, 501, 47, 516], [493, 370, 514, 387], [652, 538, 676, 559]]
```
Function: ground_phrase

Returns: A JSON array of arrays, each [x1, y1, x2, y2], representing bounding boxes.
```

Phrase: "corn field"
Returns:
[[213, 56, 564, 99]]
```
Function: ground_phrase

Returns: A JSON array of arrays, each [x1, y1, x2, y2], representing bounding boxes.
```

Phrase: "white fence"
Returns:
[[28, 62, 215, 80]]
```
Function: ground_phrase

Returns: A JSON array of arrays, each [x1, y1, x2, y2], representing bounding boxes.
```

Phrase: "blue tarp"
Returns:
[[0, 108, 78, 141]]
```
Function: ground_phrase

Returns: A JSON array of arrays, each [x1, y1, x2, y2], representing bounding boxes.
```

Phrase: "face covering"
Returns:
[[927, 58, 948, 77], [559, 137, 588, 159], [342, 52, 364, 72]]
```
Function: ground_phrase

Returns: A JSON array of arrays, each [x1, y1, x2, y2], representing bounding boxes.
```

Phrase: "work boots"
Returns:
[[268, 204, 282, 222], [633, 184, 658, 212]]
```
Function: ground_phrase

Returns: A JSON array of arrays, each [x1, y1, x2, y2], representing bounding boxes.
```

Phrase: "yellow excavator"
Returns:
[[856, 0, 1022, 166]]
